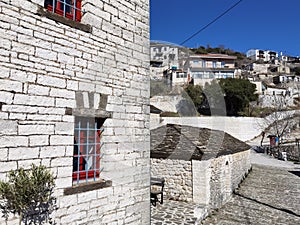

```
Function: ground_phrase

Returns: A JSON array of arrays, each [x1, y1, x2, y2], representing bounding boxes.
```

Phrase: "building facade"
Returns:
[[150, 42, 180, 69], [246, 49, 278, 63], [183, 54, 237, 86], [0, 0, 150, 224]]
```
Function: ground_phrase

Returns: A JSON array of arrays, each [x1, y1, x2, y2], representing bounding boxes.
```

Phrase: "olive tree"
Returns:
[[0, 164, 56, 225]]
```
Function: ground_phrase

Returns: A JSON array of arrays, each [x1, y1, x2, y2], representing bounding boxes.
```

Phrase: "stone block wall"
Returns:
[[192, 150, 251, 209], [161, 117, 264, 141], [150, 95, 183, 113], [0, 0, 150, 224], [151, 150, 251, 210], [151, 158, 193, 202]]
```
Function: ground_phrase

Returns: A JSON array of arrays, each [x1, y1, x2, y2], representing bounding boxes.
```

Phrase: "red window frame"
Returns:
[[73, 117, 103, 184], [45, 0, 82, 22]]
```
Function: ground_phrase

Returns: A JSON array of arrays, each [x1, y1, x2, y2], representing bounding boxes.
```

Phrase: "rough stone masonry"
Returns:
[[0, 0, 150, 224]]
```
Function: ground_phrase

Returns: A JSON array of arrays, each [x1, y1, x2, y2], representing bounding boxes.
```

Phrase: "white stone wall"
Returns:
[[150, 95, 183, 113], [192, 160, 211, 205], [161, 117, 264, 142], [192, 150, 251, 209], [151, 150, 251, 208], [159, 111, 300, 142], [150, 113, 161, 130], [151, 158, 193, 202], [0, 0, 150, 224]]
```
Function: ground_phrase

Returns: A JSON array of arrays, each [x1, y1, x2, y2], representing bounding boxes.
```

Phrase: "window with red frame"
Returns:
[[73, 117, 104, 185], [44, 0, 82, 22]]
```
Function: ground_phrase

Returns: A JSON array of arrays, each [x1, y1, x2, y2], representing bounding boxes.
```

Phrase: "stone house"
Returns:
[[0, 0, 150, 224], [151, 124, 251, 210]]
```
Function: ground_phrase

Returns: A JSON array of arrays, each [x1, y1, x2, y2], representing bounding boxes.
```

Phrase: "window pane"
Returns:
[[59, 0, 72, 13], [73, 117, 104, 184]]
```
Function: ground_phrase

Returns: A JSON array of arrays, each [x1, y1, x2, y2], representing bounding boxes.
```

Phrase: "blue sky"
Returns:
[[150, 0, 300, 56]]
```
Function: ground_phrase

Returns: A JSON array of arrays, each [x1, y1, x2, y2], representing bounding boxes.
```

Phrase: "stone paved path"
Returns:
[[151, 200, 198, 225], [151, 150, 300, 225], [201, 164, 300, 225]]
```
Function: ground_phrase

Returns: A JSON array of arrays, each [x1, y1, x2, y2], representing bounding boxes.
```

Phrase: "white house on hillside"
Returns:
[[182, 54, 237, 86], [246, 49, 278, 64]]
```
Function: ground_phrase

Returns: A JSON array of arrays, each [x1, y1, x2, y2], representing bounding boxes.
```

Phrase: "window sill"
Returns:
[[64, 179, 112, 195], [37, 6, 92, 33]]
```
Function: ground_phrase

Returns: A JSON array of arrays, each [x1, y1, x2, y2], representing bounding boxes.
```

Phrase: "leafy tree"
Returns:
[[184, 79, 258, 116], [0, 164, 56, 225], [294, 66, 300, 75], [201, 80, 226, 116], [183, 84, 204, 110], [219, 78, 258, 116], [191, 46, 207, 54]]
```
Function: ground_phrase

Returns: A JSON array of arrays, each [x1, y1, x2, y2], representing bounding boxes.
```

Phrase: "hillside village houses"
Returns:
[[0, 0, 150, 224], [150, 43, 300, 110]]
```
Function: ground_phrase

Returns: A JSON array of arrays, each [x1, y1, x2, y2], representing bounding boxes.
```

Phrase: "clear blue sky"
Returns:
[[150, 0, 300, 56]]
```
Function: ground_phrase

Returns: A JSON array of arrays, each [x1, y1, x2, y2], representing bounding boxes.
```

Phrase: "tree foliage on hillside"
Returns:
[[190, 45, 247, 60], [219, 78, 258, 116], [184, 84, 203, 110], [184, 78, 258, 116], [190, 45, 251, 68]]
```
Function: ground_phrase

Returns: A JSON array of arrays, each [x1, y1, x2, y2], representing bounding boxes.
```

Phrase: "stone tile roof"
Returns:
[[151, 124, 250, 161]]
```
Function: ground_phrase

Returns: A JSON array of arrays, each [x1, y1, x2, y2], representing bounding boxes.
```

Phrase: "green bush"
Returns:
[[0, 164, 56, 225]]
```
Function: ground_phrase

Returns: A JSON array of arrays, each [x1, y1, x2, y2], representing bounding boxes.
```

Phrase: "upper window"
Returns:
[[212, 61, 217, 68], [73, 117, 104, 185], [45, 0, 82, 22]]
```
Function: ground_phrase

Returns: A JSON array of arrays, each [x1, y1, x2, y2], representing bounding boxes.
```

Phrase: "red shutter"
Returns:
[[75, 0, 82, 22]]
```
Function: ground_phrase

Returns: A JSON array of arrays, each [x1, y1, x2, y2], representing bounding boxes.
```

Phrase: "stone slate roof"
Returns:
[[151, 124, 250, 161]]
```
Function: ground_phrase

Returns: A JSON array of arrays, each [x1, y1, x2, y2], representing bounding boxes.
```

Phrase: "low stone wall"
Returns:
[[150, 113, 161, 130], [151, 158, 193, 202], [161, 111, 299, 142], [265, 145, 300, 161], [193, 150, 251, 209], [151, 150, 251, 208], [150, 95, 183, 113], [161, 117, 263, 141]]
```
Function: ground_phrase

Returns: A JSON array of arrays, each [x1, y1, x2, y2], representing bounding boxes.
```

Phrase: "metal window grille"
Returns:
[[45, 0, 82, 22], [73, 117, 104, 185]]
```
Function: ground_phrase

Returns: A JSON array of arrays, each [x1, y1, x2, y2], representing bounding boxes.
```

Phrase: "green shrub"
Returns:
[[0, 164, 56, 225]]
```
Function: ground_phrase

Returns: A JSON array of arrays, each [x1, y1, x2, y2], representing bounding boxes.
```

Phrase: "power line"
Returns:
[[180, 0, 245, 46]]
